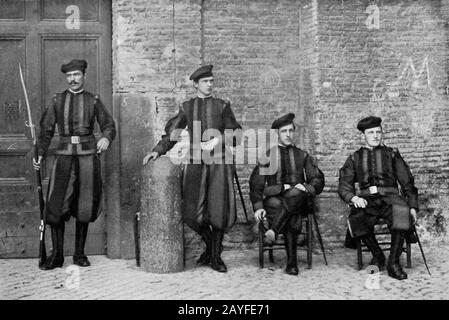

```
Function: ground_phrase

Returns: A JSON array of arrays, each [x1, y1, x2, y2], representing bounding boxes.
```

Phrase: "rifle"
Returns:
[[19, 63, 47, 268]]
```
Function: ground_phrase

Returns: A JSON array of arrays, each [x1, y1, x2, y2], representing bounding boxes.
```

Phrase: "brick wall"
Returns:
[[314, 0, 449, 243], [299, 0, 320, 153], [113, 0, 449, 258], [112, 0, 201, 258], [202, 0, 304, 247]]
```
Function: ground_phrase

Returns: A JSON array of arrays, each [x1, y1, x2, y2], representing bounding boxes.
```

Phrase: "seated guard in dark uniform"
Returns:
[[338, 116, 418, 280], [249, 113, 325, 275]]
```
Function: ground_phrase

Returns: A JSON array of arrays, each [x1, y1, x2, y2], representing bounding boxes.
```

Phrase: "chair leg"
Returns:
[[269, 245, 274, 263], [406, 241, 412, 268], [307, 216, 313, 269], [357, 239, 363, 270], [258, 222, 264, 268], [182, 224, 186, 268]]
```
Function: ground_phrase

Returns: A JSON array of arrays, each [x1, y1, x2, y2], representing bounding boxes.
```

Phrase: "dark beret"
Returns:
[[61, 59, 87, 73], [189, 64, 213, 82], [357, 116, 382, 132], [271, 113, 295, 129]]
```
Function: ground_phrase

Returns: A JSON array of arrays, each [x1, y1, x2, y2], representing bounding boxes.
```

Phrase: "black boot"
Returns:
[[210, 228, 227, 273], [284, 231, 298, 275], [387, 231, 407, 280], [40, 223, 64, 270], [362, 234, 386, 270], [196, 226, 212, 266], [73, 221, 90, 267]]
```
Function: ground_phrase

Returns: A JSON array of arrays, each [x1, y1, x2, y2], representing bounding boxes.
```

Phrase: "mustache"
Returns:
[[70, 81, 78, 85]]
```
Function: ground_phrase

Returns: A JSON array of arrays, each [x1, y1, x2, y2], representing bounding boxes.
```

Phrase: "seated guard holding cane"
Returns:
[[338, 116, 419, 280], [249, 113, 325, 275]]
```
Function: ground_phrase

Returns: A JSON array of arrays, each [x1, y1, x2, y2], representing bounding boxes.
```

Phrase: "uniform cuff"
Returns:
[[408, 201, 419, 212], [253, 201, 264, 211], [152, 145, 166, 156], [101, 136, 112, 144], [38, 149, 46, 157], [344, 193, 356, 204], [304, 184, 316, 196]]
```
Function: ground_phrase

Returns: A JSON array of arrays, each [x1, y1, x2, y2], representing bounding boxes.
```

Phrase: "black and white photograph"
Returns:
[[0, 0, 448, 306]]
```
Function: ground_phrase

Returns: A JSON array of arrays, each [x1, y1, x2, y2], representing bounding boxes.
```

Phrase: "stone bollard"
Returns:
[[140, 155, 184, 273]]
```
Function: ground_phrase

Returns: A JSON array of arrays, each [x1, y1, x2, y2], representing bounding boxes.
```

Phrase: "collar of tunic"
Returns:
[[68, 88, 85, 95]]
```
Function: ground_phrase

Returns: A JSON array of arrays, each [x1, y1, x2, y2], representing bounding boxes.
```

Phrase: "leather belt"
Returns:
[[359, 186, 398, 196], [59, 135, 95, 144]]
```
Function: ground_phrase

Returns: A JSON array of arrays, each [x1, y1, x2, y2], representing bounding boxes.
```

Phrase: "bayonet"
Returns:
[[19, 63, 47, 268]]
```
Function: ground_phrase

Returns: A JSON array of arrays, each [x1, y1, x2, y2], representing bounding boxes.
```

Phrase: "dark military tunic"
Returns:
[[249, 145, 325, 234], [38, 90, 116, 225], [153, 96, 241, 233], [338, 145, 418, 237]]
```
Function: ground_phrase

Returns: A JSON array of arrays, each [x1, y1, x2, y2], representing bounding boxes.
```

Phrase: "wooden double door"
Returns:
[[0, 0, 112, 258]]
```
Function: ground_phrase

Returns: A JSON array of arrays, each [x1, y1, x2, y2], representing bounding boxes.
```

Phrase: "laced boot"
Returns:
[[73, 221, 90, 267], [196, 225, 212, 266], [362, 233, 386, 270], [40, 223, 64, 270], [387, 231, 407, 280], [284, 231, 298, 275], [210, 228, 227, 273]]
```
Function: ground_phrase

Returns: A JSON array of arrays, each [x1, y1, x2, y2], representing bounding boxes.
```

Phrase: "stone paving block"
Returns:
[[1, 243, 448, 300]]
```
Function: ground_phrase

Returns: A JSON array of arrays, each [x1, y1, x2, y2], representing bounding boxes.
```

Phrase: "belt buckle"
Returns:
[[369, 186, 378, 194], [71, 136, 80, 144]]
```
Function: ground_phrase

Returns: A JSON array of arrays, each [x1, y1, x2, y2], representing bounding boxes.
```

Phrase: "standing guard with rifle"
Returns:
[[338, 116, 424, 280], [32, 59, 116, 270]]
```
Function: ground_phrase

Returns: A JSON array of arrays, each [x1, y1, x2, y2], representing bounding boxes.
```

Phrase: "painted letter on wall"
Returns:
[[365, 5, 380, 30]]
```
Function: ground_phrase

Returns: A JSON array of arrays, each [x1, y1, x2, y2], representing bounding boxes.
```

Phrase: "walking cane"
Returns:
[[234, 170, 249, 223], [134, 212, 141, 267], [413, 225, 431, 275], [312, 214, 328, 265]]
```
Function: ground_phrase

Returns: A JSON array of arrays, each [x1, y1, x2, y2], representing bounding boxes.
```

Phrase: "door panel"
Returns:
[[40, 0, 99, 21], [0, 0, 26, 20], [0, 38, 27, 135], [0, 0, 111, 258]]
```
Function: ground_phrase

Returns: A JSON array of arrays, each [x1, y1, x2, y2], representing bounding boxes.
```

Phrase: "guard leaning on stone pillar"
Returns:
[[143, 65, 242, 273]]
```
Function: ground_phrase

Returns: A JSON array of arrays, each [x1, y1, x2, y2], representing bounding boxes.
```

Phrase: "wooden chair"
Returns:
[[355, 218, 412, 270], [258, 210, 328, 269]]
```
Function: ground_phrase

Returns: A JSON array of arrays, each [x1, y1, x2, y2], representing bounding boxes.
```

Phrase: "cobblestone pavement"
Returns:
[[1, 242, 448, 300]]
